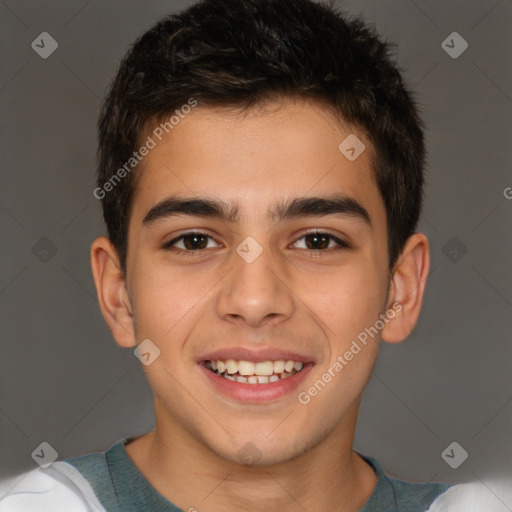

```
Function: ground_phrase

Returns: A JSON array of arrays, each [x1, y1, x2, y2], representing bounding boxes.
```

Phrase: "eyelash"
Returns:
[[162, 230, 351, 258]]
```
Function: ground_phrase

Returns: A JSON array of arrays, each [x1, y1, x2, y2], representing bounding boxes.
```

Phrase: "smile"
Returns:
[[205, 359, 304, 384]]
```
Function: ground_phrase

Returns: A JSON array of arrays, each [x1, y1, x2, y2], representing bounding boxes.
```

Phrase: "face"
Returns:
[[121, 98, 392, 464]]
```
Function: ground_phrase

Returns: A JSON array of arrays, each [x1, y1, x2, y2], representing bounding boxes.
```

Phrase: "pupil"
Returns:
[[306, 234, 328, 250], [184, 234, 207, 250]]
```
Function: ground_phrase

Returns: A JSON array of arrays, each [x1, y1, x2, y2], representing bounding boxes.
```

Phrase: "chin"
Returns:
[[209, 435, 312, 468]]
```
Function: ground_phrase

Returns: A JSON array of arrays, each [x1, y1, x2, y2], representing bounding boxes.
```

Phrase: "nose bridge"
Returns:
[[216, 236, 294, 327]]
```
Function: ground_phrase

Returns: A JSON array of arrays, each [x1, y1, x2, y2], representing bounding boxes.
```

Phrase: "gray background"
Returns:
[[1, 0, 511, 505]]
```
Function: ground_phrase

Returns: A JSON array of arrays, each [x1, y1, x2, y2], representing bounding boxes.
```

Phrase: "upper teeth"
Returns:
[[210, 359, 303, 376]]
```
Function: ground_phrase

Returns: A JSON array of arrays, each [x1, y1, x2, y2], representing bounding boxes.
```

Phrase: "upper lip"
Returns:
[[200, 347, 314, 364]]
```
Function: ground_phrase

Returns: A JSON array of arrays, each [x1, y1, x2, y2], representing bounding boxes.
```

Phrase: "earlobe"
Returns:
[[90, 236, 136, 347], [381, 233, 430, 344]]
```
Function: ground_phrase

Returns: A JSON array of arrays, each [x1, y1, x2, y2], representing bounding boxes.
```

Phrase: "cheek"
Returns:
[[130, 266, 208, 340], [297, 260, 387, 345], [295, 266, 385, 416]]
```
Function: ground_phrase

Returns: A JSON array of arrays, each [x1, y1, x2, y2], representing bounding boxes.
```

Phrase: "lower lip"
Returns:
[[200, 363, 314, 403]]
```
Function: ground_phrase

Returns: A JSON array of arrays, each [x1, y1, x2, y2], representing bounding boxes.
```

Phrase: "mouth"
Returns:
[[199, 349, 314, 402], [204, 359, 305, 384]]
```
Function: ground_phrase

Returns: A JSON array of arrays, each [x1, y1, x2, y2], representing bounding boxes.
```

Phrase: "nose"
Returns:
[[216, 243, 295, 329]]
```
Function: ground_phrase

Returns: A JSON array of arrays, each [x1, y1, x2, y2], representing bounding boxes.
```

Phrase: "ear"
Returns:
[[90, 236, 136, 348], [381, 233, 430, 344]]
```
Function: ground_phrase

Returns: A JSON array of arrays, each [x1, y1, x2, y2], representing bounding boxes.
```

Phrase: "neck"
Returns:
[[125, 401, 377, 512]]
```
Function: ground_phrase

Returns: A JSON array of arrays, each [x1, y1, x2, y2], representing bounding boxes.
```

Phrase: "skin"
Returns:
[[91, 97, 429, 512]]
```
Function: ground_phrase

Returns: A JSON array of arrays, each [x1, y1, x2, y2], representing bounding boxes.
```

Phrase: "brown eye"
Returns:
[[304, 233, 330, 250], [164, 232, 220, 251], [293, 231, 350, 252], [181, 233, 209, 250]]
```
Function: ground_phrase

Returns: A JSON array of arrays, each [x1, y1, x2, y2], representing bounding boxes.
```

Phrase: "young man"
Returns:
[[2, 0, 502, 510]]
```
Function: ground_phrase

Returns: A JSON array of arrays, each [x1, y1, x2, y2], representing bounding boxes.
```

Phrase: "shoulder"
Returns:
[[426, 481, 511, 512], [0, 444, 119, 512], [376, 468, 510, 512], [386, 474, 452, 511], [357, 452, 451, 511], [0, 461, 106, 512]]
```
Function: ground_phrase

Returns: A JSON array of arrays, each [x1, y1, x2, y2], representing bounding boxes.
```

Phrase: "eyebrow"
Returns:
[[142, 193, 372, 227]]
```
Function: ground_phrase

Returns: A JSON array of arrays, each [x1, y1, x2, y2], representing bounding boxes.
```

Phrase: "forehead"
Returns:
[[130, 97, 384, 226]]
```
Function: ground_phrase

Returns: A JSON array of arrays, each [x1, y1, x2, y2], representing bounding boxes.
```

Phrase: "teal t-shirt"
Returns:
[[64, 438, 450, 511]]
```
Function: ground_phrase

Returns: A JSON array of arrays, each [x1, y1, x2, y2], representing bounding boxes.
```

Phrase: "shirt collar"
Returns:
[[105, 440, 396, 512]]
